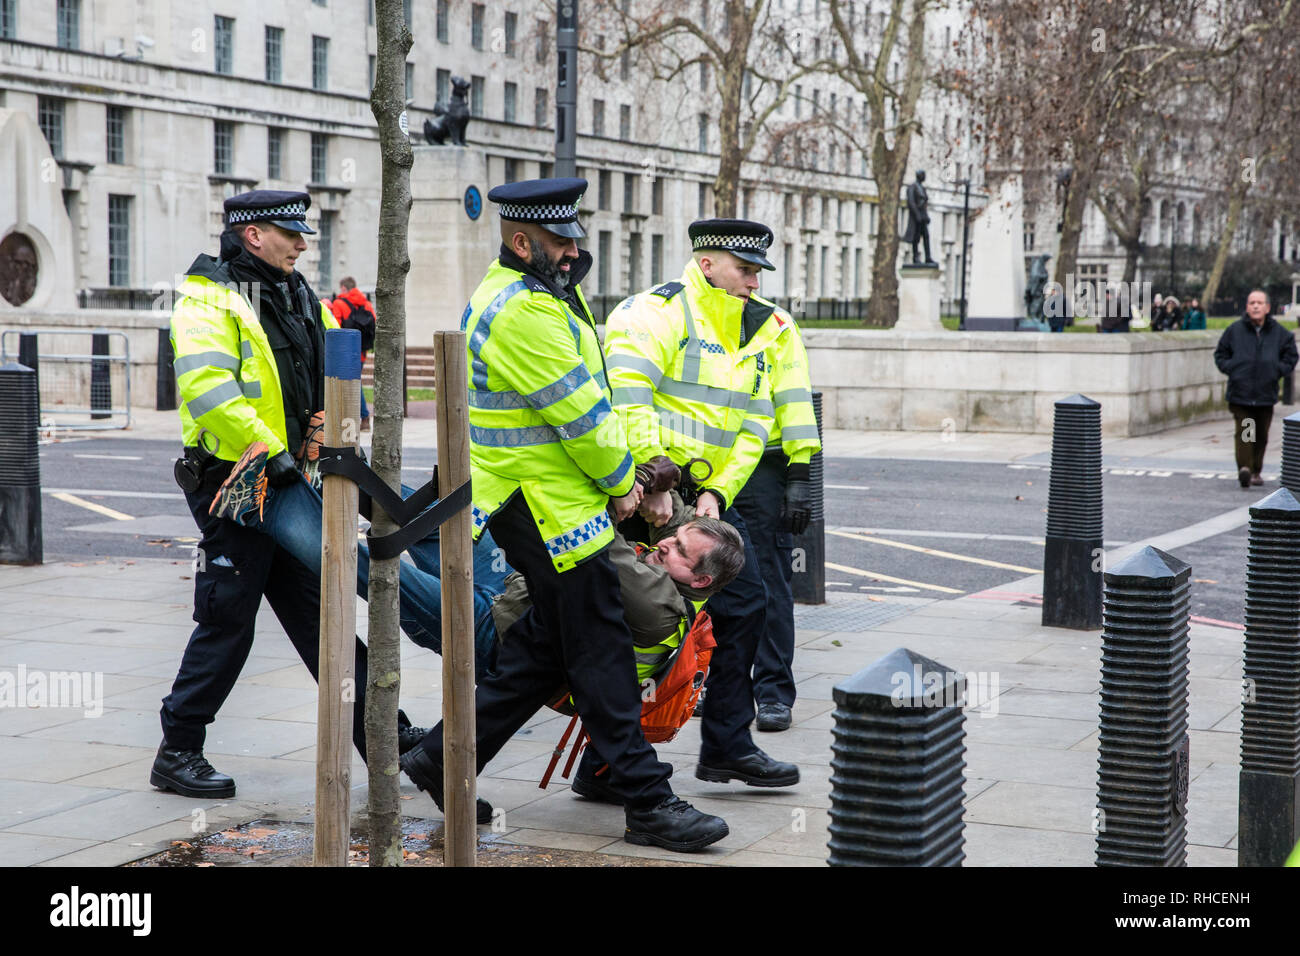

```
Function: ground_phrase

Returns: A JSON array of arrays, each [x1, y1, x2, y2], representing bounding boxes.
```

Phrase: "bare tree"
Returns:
[[365, 0, 413, 868], [1089, 118, 1162, 284]]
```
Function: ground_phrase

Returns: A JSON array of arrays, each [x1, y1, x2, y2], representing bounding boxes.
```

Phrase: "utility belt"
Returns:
[[173, 431, 233, 495]]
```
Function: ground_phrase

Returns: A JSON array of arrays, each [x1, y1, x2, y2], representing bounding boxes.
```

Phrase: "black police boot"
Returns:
[[624, 796, 729, 853], [150, 742, 236, 799], [571, 747, 623, 805], [756, 702, 793, 732], [399, 745, 493, 825], [696, 748, 800, 787]]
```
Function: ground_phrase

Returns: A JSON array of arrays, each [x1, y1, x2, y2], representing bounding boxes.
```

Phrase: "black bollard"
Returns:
[[1095, 546, 1190, 867], [90, 331, 111, 420], [1238, 488, 1300, 867], [0, 362, 43, 564], [1042, 394, 1103, 629], [156, 327, 177, 411], [792, 390, 826, 605], [18, 333, 39, 408], [828, 646, 966, 866], [1279, 412, 1300, 497]]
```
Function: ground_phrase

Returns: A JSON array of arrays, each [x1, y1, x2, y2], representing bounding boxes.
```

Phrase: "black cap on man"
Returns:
[[223, 189, 316, 234], [487, 177, 587, 239], [689, 218, 775, 271]]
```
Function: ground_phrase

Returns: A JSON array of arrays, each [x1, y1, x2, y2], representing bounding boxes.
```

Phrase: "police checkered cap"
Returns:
[[496, 200, 580, 224], [688, 217, 775, 269], [691, 232, 770, 252], [227, 200, 308, 226]]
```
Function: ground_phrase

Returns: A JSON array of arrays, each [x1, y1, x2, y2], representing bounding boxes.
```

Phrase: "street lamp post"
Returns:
[[556, 0, 578, 178], [958, 179, 971, 330]]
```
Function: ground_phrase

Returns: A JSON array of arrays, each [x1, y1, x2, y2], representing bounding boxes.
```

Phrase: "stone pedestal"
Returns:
[[407, 146, 493, 348], [966, 175, 1026, 331], [893, 264, 944, 332]]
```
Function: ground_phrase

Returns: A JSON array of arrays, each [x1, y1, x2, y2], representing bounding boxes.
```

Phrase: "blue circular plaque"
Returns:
[[464, 185, 482, 221]]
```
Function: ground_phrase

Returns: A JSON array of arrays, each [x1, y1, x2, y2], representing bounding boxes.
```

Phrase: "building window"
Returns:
[[311, 133, 328, 184], [598, 231, 612, 293], [38, 97, 65, 163], [56, 0, 79, 49], [534, 87, 548, 128], [312, 36, 329, 91], [623, 174, 636, 213], [265, 27, 283, 83], [699, 61, 708, 92], [504, 11, 517, 56], [470, 76, 485, 117], [538, 161, 553, 179], [698, 182, 708, 217], [403, 0, 411, 27], [108, 195, 131, 287], [593, 99, 605, 137], [783, 244, 792, 295], [652, 178, 663, 216], [619, 104, 631, 141], [1, 0, 17, 40], [437, 69, 451, 106], [536, 21, 549, 62], [820, 246, 829, 296], [214, 16, 234, 75], [697, 114, 708, 152], [471, 4, 484, 50], [651, 234, 663, 284], [213, 120, 234, 174], [504, 82, 517, 123], [369, 55, 376, 91], [267, 127, 283, 180], [598, 170, 611, 210], [368, 0, 374, 25], [313, 0, 326, 6], [504, 158, 519, 183], [106, 106, 127, 165], [437, 0, 449, 42], [406, 62, 414, 101], [318, 211, 334, 291], [620, 49, 631, 81], [628, 233, 642, 292]]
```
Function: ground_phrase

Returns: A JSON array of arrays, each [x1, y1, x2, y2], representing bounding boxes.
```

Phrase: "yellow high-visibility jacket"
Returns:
[[763, 311, 821, 465], [171, 266, 337, 462], [463, 258, 636, 573], [603, 259, 792, 508]]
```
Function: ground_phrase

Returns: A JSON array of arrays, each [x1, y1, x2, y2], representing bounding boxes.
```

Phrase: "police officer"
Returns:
[[604, 218, 801, 787], [401, 178, 729, 853], [153, 190, 417, 797], [733, 303, 820, 732]]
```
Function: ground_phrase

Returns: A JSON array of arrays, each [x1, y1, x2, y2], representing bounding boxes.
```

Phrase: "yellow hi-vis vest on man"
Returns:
[[603, 259, 789, 508], [171, 273, 337, 461], [463, 259, 636, 573], [763, 314, 822, 465]]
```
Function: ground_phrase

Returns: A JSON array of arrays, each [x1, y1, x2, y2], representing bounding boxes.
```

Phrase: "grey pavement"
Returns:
[[3, 413, 1259, 867]]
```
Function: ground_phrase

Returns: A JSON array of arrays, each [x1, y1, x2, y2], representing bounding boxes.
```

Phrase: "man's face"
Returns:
[[1246, 292, 1269, 324], [518, 226, 579, 288], [700, 251, 762, 301], [643, 523, 713, 590], [244, 223, 308, 275]]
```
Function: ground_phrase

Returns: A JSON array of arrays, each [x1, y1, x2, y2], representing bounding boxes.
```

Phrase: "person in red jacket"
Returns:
[[329, 276, 376, 430]]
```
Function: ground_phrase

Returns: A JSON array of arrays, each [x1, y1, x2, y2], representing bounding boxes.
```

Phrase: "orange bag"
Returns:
[[539, 609, 716, 789]]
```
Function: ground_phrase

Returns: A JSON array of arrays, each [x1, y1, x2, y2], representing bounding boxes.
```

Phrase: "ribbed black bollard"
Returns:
[[0, 362, 43, 565], [1042, 394, 1103, 629], [90, 331, 111, 420], [1279, 412, 1300, 497], [792, 390, 826, 605], [1095, 546, 1190, 867], [828, 646, 966, 866], [156, 327, 177, 411], [1238, 487, 1300, 867], [18, 333, 39, 407]]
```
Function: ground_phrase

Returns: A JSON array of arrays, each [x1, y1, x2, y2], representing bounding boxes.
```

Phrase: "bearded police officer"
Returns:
[[153, 190, 417, 798], [401, 178, 730, 853], [603, 218, 801, 789]]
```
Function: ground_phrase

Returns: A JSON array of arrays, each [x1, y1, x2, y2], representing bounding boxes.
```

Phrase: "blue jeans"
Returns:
[[260, 477, 508, 676]]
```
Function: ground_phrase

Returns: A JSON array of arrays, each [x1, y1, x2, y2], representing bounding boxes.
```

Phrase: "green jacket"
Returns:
[[464, 256, 636, 573]]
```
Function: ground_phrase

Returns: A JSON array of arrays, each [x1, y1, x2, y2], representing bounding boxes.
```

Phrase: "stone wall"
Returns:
[[804, 329, 1228, 437]]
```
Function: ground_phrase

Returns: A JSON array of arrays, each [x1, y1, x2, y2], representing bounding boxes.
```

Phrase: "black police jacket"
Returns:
[[1214, 314, 1299, 406]]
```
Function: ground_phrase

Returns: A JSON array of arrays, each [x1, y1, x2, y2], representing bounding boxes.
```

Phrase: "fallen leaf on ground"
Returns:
[[218, 829, 250, 840], [245, 827, 278, 839], [1194, 578, 1218, 584], [243, 846, 265, 856], [195, 862, 215, 867], [402, 850, 421, 861], [400, 795, 413, 800], [830, 639, 843, 646], [1015, 495, 1024, 501], [867, 596, 886, 602], [170, 841, 193, 849]]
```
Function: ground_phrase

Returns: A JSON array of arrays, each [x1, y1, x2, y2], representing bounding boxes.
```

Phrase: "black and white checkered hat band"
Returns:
[[693, 233, 769, 251], [498, 202, 579, 222], [227, 201, 308, 224]]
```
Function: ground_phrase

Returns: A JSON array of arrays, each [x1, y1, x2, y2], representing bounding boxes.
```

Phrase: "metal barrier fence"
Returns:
[[0, 329, 133, 430]]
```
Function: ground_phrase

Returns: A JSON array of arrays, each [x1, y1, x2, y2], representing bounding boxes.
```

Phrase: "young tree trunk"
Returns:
[[1121, 243, 1140, 284], [867, 139, 905, 327], [1053, 164, 1095, 288], [711, 0, 759, 218], [1201, 178, 1249, 308], [366, 0, 413, 868]]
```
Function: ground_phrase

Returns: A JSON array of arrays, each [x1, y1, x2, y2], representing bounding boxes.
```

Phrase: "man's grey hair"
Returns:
[[684, 516, 746, 594]]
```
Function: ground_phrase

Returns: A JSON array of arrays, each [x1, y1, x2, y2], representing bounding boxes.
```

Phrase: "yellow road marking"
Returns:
[[829, 529, 1038, 574], [51, 492, 134, 522], [824, 561, 964, 594]]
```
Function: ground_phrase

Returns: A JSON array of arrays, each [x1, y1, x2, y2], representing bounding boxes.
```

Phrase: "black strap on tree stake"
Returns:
[[317, 445, 472, 561]]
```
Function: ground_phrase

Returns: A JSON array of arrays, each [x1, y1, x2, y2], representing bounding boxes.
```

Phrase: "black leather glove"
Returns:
[[634, 455, 681, 494], [266, 451, 300, 488], [780, 463, 812, 535]]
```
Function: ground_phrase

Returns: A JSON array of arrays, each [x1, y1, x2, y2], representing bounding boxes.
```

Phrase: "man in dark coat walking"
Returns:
[[1214, 289, 1298, 487]]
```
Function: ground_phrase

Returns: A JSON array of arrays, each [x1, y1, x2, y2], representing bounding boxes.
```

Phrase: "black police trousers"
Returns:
[[160, 476, 380, 760], [733, 454, 797, 708], [416, 491, 673, 809]]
